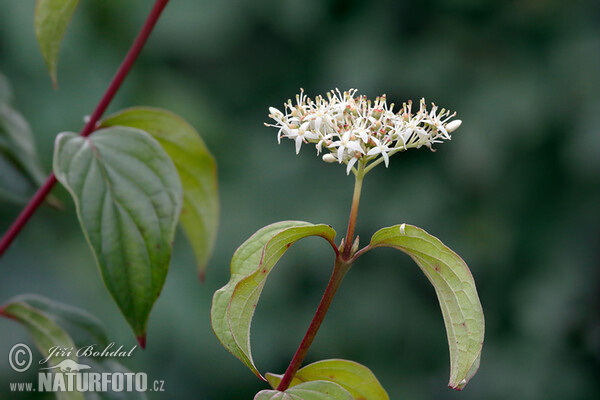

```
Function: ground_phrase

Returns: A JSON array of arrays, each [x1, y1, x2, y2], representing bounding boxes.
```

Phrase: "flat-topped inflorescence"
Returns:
[[266, 89, 462, 175]]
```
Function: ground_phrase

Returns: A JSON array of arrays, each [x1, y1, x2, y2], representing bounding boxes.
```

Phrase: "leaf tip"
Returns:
[[449, 378, 468, 391], [51, 73, 58, 90], [137, 335, 147, 350], [198, 269, 206, 284]]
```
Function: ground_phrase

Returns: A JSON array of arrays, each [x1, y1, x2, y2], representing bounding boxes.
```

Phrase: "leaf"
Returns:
[[266, 374, 303, 389], [0, 73, 48, 204], [11, 294, 109, 348], [2, 301, 84, 400], [368, 224, 484, 390], [266, 359, 389, 400], [99, 107, 218, 277], [211, 221, 337, 379], [255, 381, 353, 400], [34, 0, 80, 86], [2, 296, 147, 399], [53, 127, 183, 342]]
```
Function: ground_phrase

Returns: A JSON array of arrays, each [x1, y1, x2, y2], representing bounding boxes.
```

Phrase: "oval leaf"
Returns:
[[2, 301, 84, 400], [266, 359, 389, 400], [100, 107, 218, 277], [211, 221, 336, 378], [0, 73, 47, 204], [53, 127, 183, 343], [255, 381, 352, 400], [369, 224, 484, 390], [35, 0, 80, 86]]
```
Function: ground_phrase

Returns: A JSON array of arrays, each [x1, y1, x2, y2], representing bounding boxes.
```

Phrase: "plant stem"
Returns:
[[276, 170, 366, 391], [276, 256, 352, 392], [342, 171, 364, 259], [0, 0, 171, 258]]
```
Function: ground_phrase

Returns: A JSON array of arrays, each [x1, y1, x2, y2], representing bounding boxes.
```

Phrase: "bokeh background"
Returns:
[[1, 0, 599, 399]]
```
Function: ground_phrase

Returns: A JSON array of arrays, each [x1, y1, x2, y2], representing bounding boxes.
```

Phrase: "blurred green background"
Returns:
[[1, 0, 599, 399]]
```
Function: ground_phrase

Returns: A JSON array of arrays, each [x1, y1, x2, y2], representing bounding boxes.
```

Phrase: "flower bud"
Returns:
[[322, 153, 337, 163], [446, 119, 462, 133], [351, 236, 360, 255]]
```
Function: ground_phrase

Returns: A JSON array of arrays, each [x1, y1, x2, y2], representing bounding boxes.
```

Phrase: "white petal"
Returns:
[[305, 131, 319, 140], [346, 157, 358, 175], [269, 107, 283, 117], [367, 147, 381, 156], [295, 136, 303, 154], [314, 117, 322, 131], [337, 146, 346, 163], [347, 141, 365, 154]]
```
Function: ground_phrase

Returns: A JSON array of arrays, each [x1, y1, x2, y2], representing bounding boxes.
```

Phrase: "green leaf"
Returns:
[[266, 359, 389, 400], [255, 381, 353, 400], [369, 224, 484, 390], [0, 73, 47, 204], [266, 374, 303, 389], [11, 294, 109, 348], [2, 301, 84, 400], [211, 221, 336, 379], [34, 0, 80, 86], [53, 127, 183, 342], [99, 107, 218, 277], [2, 296, 147, 399]]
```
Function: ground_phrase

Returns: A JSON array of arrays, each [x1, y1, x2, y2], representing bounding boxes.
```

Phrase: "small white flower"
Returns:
[[331, 131, 364, 163], [285, 122, 318, 154], [366, 137, 392, 167], [346, 152, 361, 175]]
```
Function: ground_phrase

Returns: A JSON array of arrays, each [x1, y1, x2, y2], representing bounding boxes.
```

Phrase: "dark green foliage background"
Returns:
[[1, 0, 599, 399]]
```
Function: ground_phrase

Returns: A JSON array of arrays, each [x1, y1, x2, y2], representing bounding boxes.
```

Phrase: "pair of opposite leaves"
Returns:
[[212, 221, 484, 397]]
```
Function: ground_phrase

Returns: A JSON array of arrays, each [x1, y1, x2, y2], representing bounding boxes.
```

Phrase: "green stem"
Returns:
[[342, 171, 364, 259], [276, 256, 352, 392]]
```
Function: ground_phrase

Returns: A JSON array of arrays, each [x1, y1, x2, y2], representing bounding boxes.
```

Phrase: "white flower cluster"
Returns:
[[266, 89, 462, 175]]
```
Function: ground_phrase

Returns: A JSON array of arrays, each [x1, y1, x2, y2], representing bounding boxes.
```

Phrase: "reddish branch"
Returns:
[[0, 0, 171, 257], [276, 257, 351, 391]]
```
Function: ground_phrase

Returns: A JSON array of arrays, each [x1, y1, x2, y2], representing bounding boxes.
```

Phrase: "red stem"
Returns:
[[0, 0, 170, 257], [276, 257, 351, 391]]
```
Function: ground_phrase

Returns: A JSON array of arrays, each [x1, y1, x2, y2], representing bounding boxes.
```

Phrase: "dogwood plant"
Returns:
[[212, 89, 484, 399]]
